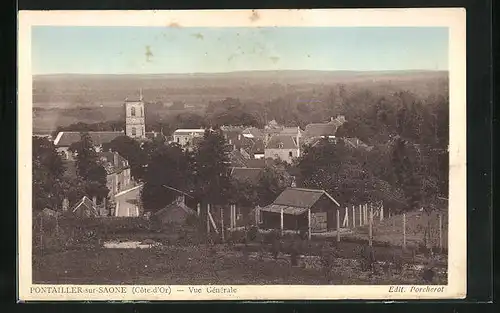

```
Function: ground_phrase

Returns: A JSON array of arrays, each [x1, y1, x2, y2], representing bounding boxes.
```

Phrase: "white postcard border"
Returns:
[[18, 8, 467, 301]]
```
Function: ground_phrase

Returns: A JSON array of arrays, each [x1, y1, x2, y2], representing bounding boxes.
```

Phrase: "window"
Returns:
[[176, 137, 180, 143], [131, 107, 136, 116], [131, 127, 136, 136], [277, 143, 283, 149], [289, 151, 293, 158]]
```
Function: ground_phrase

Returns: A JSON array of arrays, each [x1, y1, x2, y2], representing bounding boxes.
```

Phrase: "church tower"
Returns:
[[125, 89, 146, 139]]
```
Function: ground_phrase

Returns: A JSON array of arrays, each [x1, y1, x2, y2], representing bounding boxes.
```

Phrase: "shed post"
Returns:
[[255, 206, 259, 228], [364, 203, 368, 225], [336, 208, 340, 242], [280, 208, 284, 236], [359, 204, 362, 226], [352, 206, 355, 229], [403, 212, 407, 249], [220, 207, 225, 242], [233, 204, 237, 228], [307, 209, 311, 240], [207, 203, 211, 234], [343, 207, 348, 227], [438, 213, 443, 252], [197, 203, 200, 216], [369, 202, 373, 247], [380, 202, 384, 222]]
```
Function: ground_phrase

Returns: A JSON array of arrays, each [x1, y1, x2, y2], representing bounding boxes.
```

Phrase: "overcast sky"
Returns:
[[32, 26, 448, 75]]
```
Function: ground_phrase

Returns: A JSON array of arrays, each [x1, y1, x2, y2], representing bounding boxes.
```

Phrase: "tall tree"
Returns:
[[69, 132, 109, 201], [256, 165, 291, 207], [193, 128, 231, 206], [141, 143, 194, 213], [32, 137, 65, 211]]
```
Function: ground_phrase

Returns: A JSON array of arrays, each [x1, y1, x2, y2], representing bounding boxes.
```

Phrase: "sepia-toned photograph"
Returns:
[[18, 9, 466, 301]]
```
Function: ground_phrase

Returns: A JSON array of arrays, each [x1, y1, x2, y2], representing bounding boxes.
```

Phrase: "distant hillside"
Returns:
[[33, 70, 448, 108]]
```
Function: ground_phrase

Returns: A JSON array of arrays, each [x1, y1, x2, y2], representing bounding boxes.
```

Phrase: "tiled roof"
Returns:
[[304, 123, 338, 138], [342, 137, 373, 151], [245, 159, 267, 168], [98, 151, 129, 175], [229, 150, 248, 167], [265, 135, 298, 150], [304, 116, 346, 138], [273, 187, 340, 209], [242, 127, 264, 138], [230, 167, 264, 185], [280, 127, 302, 136], [54, 131, 124, 147]]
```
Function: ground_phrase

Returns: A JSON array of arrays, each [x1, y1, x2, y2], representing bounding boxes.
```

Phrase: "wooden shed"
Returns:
[[259, 188, 342, 233]]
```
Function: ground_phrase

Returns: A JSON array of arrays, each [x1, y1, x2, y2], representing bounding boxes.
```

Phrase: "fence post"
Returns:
[[438, 213, 443, 252], [352, 206, 355, 229], [402, 212, 407, 249], [308, 209, 311, 240], [197, 203, 201, 217], [336, 208, 340, 242], [369, 203, 373, 246], [220, 207, 225, 242], [40, 215, 43, 253], [280, 208, 284, 237], [343, 207, 348, 227], [207, 204, 211, 234]]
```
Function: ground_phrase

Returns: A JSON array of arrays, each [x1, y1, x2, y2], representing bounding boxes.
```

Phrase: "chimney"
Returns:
[[330, 117, 334, 122], [233, 144, 236, 151], [114, 152, 119, 167], [92, 196, 97, 208]]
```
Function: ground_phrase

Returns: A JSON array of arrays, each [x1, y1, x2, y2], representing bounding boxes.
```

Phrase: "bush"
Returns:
[[247, 226, 258, 242]]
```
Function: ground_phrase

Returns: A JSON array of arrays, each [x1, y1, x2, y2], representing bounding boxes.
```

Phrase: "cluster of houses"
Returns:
[[36, 91, 374, 235]]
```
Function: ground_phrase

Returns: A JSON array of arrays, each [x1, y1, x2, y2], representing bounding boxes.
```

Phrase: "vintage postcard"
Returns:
[[18, 8, 466, 301]]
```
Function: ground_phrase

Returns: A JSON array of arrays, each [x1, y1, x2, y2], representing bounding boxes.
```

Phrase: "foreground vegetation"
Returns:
[[33, 216, 447, 285]]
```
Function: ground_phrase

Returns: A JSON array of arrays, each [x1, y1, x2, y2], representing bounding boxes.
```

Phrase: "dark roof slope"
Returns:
[[304, 123, 338, 137], [230, 167, 264, 185], [273, 187, 340, 208], [54, 131, 124, 147], [71, 196, 99, 217]]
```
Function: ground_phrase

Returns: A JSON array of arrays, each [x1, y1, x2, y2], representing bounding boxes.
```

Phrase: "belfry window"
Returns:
[[131, 107, 136, 116], [131, 127, 136, 136]]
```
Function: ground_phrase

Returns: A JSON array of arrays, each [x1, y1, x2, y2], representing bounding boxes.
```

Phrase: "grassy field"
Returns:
[[32, 244, 445, 285]]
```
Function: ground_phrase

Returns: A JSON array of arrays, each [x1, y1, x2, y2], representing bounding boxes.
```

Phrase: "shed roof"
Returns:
[[273, 187, 340, 209], [54, 131, 124, 147]]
